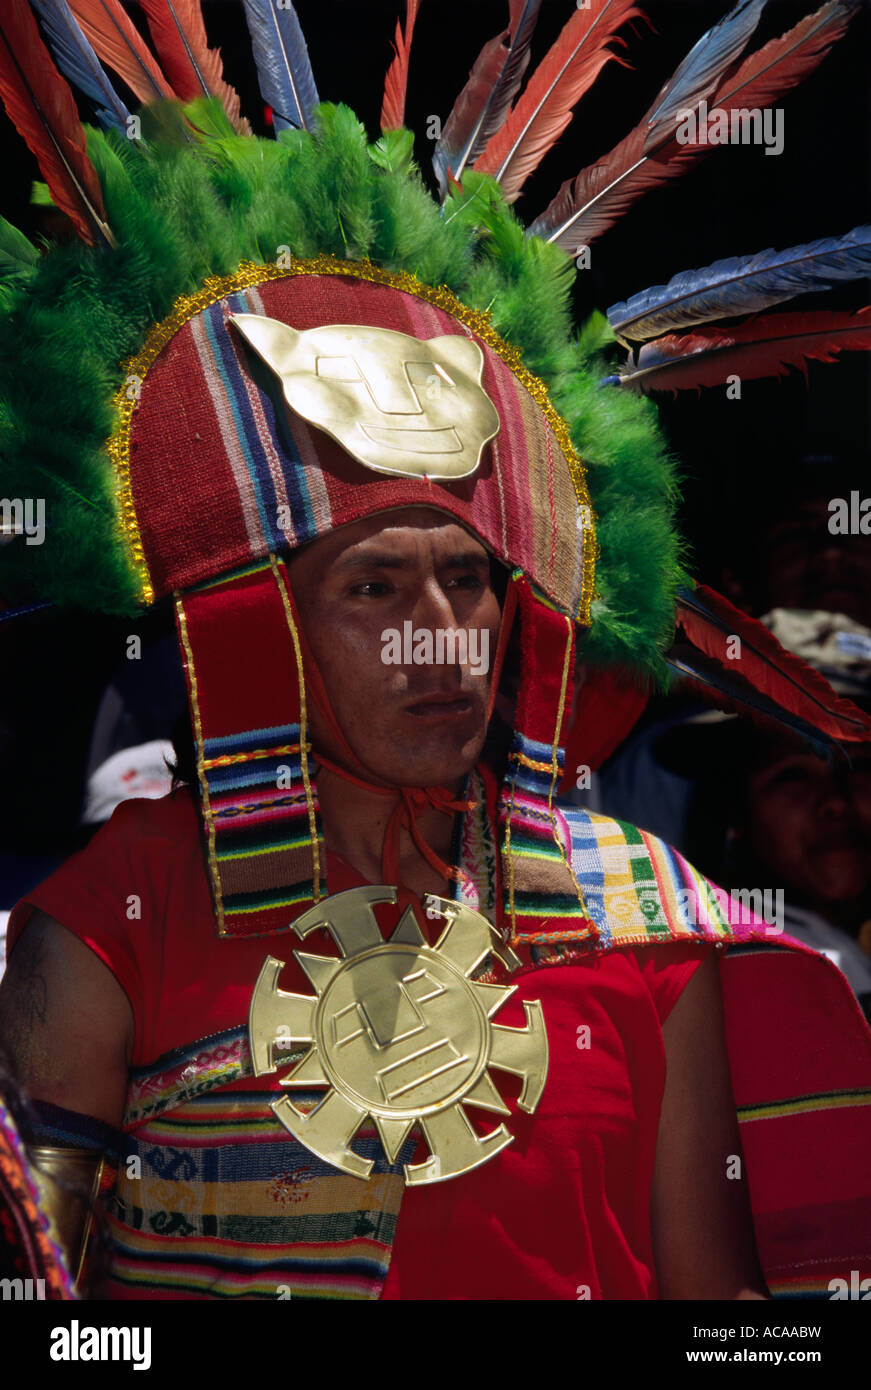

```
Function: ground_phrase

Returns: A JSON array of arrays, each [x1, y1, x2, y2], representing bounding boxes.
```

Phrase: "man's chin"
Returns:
[[363, 728, 486, 789], [805, 849, 871, 903]]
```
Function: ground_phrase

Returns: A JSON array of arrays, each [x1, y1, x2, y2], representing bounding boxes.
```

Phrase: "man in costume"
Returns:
[[1, 0, 870, 1300]]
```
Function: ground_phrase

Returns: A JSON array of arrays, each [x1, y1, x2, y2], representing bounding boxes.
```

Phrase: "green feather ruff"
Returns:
[[0, 102, 688, 681]]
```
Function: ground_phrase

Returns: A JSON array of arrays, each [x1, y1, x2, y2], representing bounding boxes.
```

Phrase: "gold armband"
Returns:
[[27, 1146, 104, 1288]]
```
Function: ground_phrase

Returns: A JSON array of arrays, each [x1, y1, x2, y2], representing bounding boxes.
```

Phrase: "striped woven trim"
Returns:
[[765, 1270, 871, 1299], [176, 556, 324, 937], [105, 1223, 398, 1300], [506, 732, 565, 798], [738, 1087, 871, 1124], [193, 292, 318, 556], [513, 805, 738, 948], [125, 1028, 254, 1128], [110, 1091, 415, 1300], [766, 1277, 846, 1299]]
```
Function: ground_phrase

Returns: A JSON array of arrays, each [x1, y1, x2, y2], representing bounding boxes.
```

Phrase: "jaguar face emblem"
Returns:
[[231, 315, 500, 479]]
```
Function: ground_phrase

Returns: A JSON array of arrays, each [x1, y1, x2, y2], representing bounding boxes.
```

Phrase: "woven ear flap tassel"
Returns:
[[175, 555, 323, 939], [499, 572, 599, 947]]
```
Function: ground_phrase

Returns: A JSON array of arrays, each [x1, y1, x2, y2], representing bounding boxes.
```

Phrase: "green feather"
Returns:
[[0, 216, 38, 267], [368, 128, 415, 177]]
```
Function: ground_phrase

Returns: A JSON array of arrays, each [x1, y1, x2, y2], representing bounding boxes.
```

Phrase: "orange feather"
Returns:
[[529, 0, 857, 252], [433, 0, 542, 190], [138, 0, 250, 132], [67, 0, 174, 103], [0, 0, 110, 245], [381, 0, 420, 132], [475, 0, 641, 202], [712, 0, 856, 113]]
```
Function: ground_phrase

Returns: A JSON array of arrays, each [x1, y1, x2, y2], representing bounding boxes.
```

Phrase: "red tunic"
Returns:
[[8, 789, 713, 1299]]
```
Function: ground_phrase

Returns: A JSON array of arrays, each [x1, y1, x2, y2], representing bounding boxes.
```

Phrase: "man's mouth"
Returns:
[[404, 693, 474, 719], [814, 827, 868, 855]]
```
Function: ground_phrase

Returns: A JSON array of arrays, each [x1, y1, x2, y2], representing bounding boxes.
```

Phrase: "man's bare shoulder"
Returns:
[[0, 912, 133, 1128]]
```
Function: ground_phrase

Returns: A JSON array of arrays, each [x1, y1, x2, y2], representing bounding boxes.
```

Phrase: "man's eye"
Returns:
[[769, 765, 814, 786], [349, 581, 392, 597], [447, 573, 485, 590]]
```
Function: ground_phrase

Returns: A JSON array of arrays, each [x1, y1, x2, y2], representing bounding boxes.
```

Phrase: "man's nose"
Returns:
[[817, 771, 854, 817], [411, 581, 461, 643]]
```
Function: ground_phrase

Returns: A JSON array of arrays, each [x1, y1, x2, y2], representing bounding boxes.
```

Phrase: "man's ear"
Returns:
[[230, 314, 301, 377]]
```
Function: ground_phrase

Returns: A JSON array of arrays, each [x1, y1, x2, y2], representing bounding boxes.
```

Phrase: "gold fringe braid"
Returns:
[[174, 591, 226, 933]]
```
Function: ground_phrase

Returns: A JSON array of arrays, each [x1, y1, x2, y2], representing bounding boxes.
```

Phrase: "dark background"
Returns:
[[1, 0, 869, 875]]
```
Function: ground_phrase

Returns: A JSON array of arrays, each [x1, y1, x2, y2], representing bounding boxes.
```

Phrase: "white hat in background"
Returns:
[[81, 740, 175, 826]]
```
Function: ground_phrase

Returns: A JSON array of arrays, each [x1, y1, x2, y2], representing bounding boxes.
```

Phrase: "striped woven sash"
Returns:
[[112, 1026, 417, 1300]]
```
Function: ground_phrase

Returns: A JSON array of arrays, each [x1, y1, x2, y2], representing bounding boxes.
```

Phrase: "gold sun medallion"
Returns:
[[248, 886, 548, 1185]]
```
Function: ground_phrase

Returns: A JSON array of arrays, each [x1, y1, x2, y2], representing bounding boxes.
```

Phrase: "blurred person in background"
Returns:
[[657, 609, 871, 1021]]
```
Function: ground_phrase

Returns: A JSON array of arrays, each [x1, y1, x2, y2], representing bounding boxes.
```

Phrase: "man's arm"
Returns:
[[0, 910, 133, 1127], [651, 950, 769, 1300]]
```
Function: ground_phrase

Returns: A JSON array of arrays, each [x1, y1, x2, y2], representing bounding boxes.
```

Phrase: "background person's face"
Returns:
[[288, 508, 502, 788], [743, 743, 871, 914]]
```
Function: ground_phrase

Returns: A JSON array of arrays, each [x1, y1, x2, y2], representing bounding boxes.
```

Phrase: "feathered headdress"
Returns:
[[1, 0, 869, 938]]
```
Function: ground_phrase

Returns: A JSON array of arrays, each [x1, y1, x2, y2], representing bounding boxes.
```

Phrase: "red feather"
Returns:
[[529, 0, 856, 252], [474, 0, 640, 202], [619, 307, 871, 394], [433, 0, 543, 190], [676, 586, 871, 744], [67, 0, 174, 104], [380, 0, 420, 131], [0, 0, 110, 245], [138, 0, 250, 132], [714, 0, 857, 113]]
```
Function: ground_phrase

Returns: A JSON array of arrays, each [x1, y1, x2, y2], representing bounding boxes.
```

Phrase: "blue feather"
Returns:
[[30, 0, 130, 135], [608, 224, 871, 342], [644, 0, 767, 152], [0, 599, 54, 625], [433, 0, 544, 192], [241, 0, 319, 134]]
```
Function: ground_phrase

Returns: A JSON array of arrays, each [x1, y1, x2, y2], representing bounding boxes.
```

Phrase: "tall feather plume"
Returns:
[[66, 0, 174, 103], [432, 0, 543, 194], [640, 0, 766, 152], [30, 0, 130, 134], [241, 0, 319, 133], [138, 0, 250, 133], [474, 0, 641, 203], [611, 307, 871, 393], [609, 225, 871, 343], [673, 585, 871, 743], [528, 0, 857, 253], [714, 0, 860, 113], [381, 0, 420, 132], [0, 0, 112, 245]]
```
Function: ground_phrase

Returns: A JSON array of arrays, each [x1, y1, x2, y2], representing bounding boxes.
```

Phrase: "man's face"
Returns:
[[743, 742, 871, 913], [288, 508, 502, 788]]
